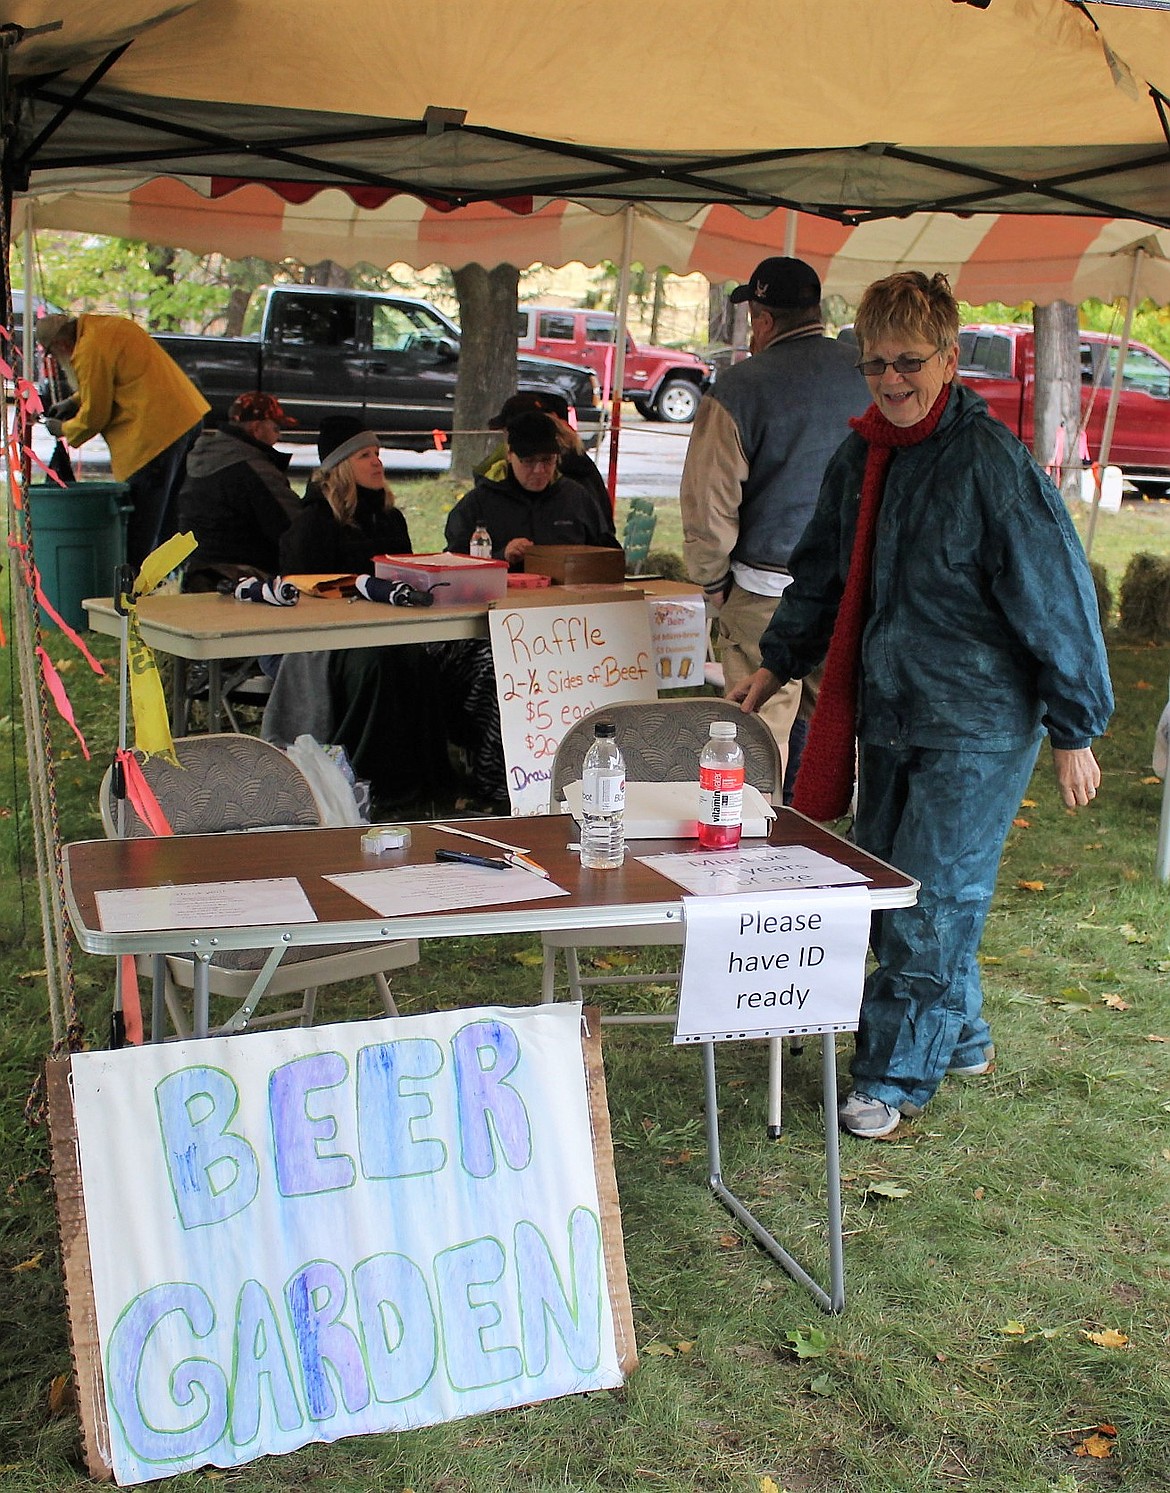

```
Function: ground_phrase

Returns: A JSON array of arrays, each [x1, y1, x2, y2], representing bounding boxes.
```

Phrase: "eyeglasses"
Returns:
[[514, 453, 558, 469], [856, 349, 942, 378]]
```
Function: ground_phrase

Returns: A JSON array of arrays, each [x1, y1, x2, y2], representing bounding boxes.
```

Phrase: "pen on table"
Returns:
[[506, 851, 550, 879], [434, 848, 511, 871]]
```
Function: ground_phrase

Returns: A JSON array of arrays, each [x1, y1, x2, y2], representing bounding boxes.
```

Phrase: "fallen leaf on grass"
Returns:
[[1083, 842, 1105, 851], [11, 1252, 43, 1273], [675, 1340, 694, 1353], [1145, 1034, 1169, 1043], [47, 1374, 73, 1416], [1119, 923, 1150, 943], [1020, 798, 1038, 808], [979, 955, 1002, 965], [1101, 993, 1130, 1010], [973, 1186, 985, 1200], [1012, 817, 1031, 828], [510, 950, 543, 968], [1083, 1328, 1129, 1349], [1134, 679, 1153, 690], [1068, 1424, 1117, 1459], [716, 1232, 742, 1250], [1016, 880, 1046, 892], [642, 1343, 676, 1357], [808, 1373, 834, 1396], [862, 1180, 910, 1201], [759, 1478, 782, 1493], [784, 1325, 828, 1359], [1140, 776, 1162, 786], [660, 1150, 694, 1166], [1001, 1319, 1062, 1342]]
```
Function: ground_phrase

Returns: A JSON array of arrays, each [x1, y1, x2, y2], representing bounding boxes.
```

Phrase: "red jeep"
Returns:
[[517, 305, 714, 423]]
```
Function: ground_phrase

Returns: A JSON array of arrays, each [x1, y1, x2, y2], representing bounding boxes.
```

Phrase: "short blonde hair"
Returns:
[[854, 272, 959, 355]]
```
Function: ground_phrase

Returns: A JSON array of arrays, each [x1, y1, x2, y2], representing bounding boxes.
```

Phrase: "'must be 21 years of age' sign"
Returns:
[[61, 1004, 628, 1485]]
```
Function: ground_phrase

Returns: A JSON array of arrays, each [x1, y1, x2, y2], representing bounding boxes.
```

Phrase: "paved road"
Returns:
[[17, 410, 692, 501]]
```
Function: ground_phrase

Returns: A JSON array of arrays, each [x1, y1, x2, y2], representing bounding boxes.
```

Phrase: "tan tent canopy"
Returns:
[[4, 1, 1170, 224]]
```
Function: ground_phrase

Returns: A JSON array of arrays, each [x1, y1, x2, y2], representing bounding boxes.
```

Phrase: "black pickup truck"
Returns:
[[154, 284, 602, 448]]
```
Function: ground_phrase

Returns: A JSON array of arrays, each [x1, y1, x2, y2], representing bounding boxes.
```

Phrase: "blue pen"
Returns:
[[435, 848, 511, 871]]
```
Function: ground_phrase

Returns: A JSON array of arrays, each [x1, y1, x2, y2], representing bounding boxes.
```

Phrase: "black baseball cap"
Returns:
[[489, 391, 571, 428], [729, 257, 822, 311]]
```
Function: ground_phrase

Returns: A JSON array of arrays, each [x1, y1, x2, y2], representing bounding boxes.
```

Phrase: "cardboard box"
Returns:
[[523, 545, 628, 585], [372, 552, 508, 605]]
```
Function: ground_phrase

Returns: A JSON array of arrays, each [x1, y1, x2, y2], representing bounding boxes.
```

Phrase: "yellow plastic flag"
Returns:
[[124, 531, 197, 763]]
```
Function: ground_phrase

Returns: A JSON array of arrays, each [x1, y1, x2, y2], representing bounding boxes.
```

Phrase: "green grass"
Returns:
[[0, 488, 1169, 1491]]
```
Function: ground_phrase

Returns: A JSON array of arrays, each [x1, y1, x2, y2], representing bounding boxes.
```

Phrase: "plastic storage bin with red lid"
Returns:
[[372, 552, 508, 606]]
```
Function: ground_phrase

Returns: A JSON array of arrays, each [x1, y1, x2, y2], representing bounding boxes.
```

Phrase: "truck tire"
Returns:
[[632, 398, 655, 419], [654, 378, 700, 424]]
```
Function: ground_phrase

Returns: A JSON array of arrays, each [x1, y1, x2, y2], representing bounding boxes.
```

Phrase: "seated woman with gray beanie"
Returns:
[[276, 423, 446, 813]]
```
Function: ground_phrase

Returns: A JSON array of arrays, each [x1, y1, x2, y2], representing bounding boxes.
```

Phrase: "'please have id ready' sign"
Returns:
[[674, 886, 872, 1044]]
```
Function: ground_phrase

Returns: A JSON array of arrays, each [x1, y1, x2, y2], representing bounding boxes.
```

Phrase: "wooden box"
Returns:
[[523, 545, 628, 585]]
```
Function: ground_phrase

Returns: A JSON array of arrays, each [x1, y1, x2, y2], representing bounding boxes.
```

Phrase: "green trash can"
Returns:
[[25, 482, 132, 632]]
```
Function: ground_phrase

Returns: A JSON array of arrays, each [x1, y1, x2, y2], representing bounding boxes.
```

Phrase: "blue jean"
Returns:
[[125, 422, 201, 570], [849, 739, 1041, 1114]]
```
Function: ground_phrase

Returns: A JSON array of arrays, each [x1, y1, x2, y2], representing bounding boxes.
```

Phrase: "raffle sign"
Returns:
[[64, 1004, 628, 1485], [490, 599, 657, 814]]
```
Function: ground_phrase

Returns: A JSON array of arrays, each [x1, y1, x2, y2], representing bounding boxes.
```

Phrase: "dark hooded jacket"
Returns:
[[178, 423, 302, 586], [279, 485, 411, 574], [445, 469, 619, 568]]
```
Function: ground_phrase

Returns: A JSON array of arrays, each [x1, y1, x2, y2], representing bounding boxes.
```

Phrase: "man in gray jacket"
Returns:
[[680, 257, 869, 767]]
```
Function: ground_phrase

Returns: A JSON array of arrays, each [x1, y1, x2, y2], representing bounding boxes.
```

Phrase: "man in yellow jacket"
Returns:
[[36, 313, 210, 568]]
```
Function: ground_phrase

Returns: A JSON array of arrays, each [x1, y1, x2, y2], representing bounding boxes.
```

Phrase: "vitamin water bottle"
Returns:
[[580, 721, 626, 869], [698, 721, 745, 849]]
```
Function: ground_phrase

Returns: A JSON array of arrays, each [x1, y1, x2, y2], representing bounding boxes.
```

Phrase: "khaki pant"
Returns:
[[717, 582, 821, 775]]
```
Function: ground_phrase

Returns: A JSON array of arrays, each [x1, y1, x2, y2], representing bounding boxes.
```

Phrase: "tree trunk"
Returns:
[[307, 259, 350, 288], [649, 268, 667, 344], [1032, 301, 1082, 504], [451, 263, 519, 482], [223, 285, 253, 338]]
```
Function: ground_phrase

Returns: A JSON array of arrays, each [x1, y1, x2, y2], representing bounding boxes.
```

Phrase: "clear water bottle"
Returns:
[[580, 721, 625, 869], [698, 721, 745, 849], [470, 523, 493, 560]]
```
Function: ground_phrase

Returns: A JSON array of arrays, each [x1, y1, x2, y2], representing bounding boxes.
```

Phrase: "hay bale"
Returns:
[[1117, 552, 1170, 641], [644, 549, 688, 582], [1089, 560, 1113, 630]]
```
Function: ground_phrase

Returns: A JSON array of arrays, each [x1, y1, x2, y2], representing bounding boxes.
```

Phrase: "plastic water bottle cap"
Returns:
[[594, 722, 616, 738], [709, 721, 737, 739]]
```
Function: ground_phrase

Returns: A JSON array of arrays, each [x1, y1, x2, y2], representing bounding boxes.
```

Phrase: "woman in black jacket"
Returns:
[[279, 429, 444, 812]]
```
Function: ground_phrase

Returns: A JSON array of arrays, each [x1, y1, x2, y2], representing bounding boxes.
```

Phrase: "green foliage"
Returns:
[[1080, 298, 1170, 363]]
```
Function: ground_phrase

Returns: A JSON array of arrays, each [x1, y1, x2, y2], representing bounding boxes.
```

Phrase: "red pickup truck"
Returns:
[[958, 323, 1170, 489], [517, 305, 714, 423]]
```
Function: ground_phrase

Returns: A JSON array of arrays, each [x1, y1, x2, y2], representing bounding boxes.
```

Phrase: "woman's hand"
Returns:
[[503, 536, 533, 567], [1052, 746, 1100, 808], [727, 668, 782, 714]]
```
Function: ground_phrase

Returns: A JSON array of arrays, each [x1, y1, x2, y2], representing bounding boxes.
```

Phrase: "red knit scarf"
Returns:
[[790, 381, 952, 821]]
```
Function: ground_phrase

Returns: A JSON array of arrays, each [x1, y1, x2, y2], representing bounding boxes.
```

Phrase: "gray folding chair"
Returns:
[[540, 698, 793, 1133], [100, 735, 418, 1038]]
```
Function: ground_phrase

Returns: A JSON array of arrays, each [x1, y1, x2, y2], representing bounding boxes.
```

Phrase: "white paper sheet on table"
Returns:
[[637, 843, 870, 896], [326, 862, 569, 917], [562, 780, 775, 839], [95, 876, 317, 933]]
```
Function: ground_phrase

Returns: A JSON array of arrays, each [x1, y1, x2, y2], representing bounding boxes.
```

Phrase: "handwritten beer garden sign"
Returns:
[[59, 1004, 630, 1484]]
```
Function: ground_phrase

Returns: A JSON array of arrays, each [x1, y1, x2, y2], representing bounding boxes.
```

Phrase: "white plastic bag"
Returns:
[[285, 734, 364, 825]]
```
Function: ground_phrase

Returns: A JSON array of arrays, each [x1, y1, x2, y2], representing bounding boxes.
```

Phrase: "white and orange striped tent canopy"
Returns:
[[14, 180, 1170, 308], [6, 1, 1170, 228]]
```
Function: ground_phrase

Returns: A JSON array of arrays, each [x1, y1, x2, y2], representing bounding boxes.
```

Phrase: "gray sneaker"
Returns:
[[838, 1091, 902, 1138], [947, 1045, 996, 1078]]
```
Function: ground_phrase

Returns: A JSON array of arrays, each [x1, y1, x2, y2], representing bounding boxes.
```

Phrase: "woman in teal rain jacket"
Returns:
[[732, 272, 1113, 1138]]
